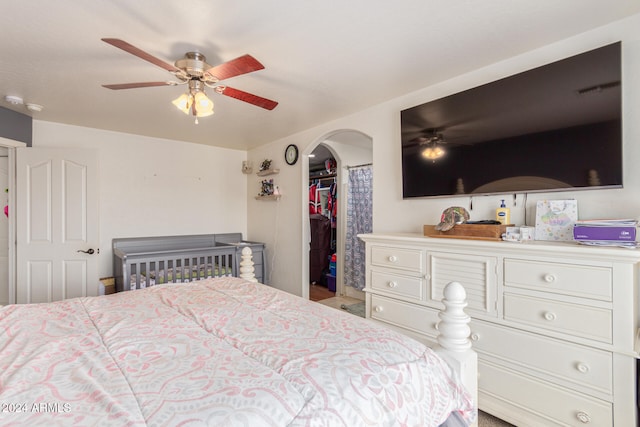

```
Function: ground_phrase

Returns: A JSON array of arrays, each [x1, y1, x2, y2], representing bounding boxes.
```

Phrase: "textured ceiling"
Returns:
[[1, 0, 639, 150]]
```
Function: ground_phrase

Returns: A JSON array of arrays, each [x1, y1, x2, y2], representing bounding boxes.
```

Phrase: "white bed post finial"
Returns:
[[434, 281, 478, 427], [239, 247, 258, 282], [437, 281, 471, 351]]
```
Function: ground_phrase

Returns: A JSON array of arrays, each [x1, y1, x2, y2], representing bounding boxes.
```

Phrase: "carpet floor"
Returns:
[[340, 301, 365, 317], [478, 410, 514, 426]]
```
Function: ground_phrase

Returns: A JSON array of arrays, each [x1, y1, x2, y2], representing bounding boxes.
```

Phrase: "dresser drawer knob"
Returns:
[[387, 281, 398, 288], [543, 311, 557, 321], [576, 411, 591, 423], [374, 305, 384, 313], [470, 333, 480, 341], [576, 363, 590, 374], [543, 273, 557, 283], [388, 255, 398, 263]]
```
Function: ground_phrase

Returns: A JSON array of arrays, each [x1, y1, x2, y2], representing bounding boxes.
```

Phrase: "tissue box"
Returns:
[[504, 226, 535, 242]]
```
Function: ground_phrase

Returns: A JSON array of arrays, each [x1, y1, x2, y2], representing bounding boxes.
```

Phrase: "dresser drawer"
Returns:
[[472, 320, 612, 395], [504, 293, 612, 343], [370, 245, 423, 273], [480, 361, 612, 427], [504, 258, 612, 301], [369, 294, 438, 339], [371, 270, 424, 299]]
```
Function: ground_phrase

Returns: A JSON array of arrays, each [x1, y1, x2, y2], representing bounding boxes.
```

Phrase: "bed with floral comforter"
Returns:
[[0, 277, 474, 426]]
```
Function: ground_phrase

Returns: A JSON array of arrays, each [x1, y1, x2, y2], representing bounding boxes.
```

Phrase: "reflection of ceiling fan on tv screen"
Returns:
[[101, 38, 277, 122], [400, 41, 622, 198]]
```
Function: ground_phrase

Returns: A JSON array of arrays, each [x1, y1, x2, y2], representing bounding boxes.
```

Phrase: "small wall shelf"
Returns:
[[255, 194, 281, 201], [256, 167, 280, 200], [257, 169, 280, 177]]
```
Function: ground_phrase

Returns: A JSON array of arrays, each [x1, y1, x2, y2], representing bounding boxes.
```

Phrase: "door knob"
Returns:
[[77, 248, 96, 255]]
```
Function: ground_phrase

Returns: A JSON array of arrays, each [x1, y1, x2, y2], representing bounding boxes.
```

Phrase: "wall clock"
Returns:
[[285, 144, 299, 165]]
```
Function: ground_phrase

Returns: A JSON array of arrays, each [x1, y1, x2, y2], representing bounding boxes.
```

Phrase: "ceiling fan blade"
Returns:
[[218, 86, 278, 110], [102, 38, 185, 75], [102, 82, 176, 90], [204, 54, 265, 81]]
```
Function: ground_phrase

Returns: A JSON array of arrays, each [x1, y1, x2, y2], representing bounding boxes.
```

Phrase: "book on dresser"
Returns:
[[573, 219, 637, 240], [573, 219, 638, 248]]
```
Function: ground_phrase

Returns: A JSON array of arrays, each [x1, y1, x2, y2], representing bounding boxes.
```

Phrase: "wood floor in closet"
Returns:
[[309, 283, 335, 301]]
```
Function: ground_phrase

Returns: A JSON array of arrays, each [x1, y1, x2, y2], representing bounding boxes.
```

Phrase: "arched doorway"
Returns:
[[301, 130, 372, 301]]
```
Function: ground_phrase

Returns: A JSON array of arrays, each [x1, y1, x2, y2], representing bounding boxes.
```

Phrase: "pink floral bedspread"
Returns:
[[0, 277, 474, 426]]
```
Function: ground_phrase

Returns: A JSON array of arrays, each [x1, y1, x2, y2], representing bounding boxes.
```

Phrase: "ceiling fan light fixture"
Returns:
[[422, 143, 445, 160], [193, 91, 214, 117], [172, 93, 192, 115]]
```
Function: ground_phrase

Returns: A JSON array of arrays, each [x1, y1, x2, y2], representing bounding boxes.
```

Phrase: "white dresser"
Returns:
[[359, 233, 640, 427]]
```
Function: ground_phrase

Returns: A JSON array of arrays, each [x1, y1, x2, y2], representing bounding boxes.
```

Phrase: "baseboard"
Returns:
[[343, 286, 365, 300]]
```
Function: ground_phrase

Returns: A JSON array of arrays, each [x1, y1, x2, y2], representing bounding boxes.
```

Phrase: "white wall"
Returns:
[[322, 136, 373, 185], [33, 121, 248, 278], [248, 14, 640, 296]]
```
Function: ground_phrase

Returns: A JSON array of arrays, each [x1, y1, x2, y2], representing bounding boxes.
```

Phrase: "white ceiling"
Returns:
[[1, 1, 639, 151]]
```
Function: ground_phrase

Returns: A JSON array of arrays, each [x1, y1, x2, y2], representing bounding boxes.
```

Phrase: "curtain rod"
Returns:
[[346, 162, 372, 169]]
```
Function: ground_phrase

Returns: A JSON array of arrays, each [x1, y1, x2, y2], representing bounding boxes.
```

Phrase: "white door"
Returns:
[[16, 148, 99, 303], [0, 152, 8, 305]]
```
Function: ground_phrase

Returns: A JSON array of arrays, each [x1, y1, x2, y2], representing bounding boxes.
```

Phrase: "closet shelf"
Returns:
[[309, 173, 336, 181], [255, 194, 281, 201], [257, 169, 280, 176]]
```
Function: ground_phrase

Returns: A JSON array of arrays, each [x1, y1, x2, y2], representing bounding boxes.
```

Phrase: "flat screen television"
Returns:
[[401, 42, 622, 198]]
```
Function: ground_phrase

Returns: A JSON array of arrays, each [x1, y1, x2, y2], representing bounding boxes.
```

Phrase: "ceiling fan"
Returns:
[[407, 128, 448, 160], [101, 38, 278, 122], [410, 129, 447, 146]]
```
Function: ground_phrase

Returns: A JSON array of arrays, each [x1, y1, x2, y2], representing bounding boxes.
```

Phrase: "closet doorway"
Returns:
[[309, 143, 337, 301], [306, 131, 372, 302]]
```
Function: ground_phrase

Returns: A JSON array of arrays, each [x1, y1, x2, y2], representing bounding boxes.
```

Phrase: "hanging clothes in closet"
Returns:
[[309, 181, 322, 214], [309, 213, 331, 284], [327, 181, 337, 228]]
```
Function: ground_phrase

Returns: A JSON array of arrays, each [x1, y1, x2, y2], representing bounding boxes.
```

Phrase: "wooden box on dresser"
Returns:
[[359, 233, 640, 427]]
